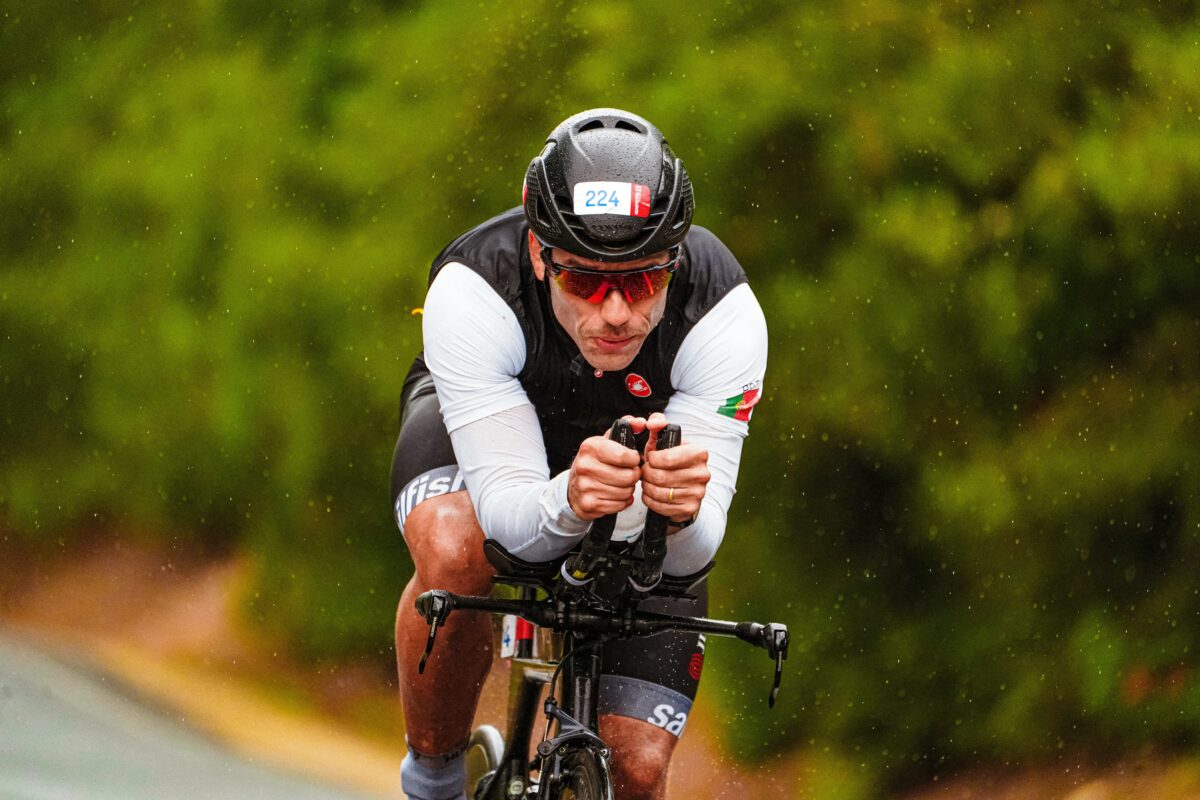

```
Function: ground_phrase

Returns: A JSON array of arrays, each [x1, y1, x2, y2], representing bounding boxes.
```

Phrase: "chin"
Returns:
[[585, 350, 638, 373]]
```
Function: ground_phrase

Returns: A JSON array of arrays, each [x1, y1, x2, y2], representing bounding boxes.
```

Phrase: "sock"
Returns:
[[400, 740, 468, 800]]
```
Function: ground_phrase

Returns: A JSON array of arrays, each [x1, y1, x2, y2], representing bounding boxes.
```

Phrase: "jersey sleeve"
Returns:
[[448, 406, 592, 559], [423, 263, 592, 555], [660, 283, 768, 575], [421, 263, 530, 432], [668, 282, 768, 433]]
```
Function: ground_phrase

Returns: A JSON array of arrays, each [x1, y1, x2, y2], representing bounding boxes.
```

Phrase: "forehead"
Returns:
[[551, 246, 671, 271]]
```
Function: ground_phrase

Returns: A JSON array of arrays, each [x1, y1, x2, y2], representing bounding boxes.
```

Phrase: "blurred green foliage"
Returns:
[[2, 1, 1199, 796]]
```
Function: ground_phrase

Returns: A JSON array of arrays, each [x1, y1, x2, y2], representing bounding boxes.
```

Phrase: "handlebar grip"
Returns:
[[563, 419, 639, 583], [630, 424, 681, 592], [611, 418, 638, 449], [655, 424, 681, 451]]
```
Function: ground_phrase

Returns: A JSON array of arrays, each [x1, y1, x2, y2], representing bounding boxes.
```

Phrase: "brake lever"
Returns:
[[414, 590, 454, 674], [763, 622, 789, 708]]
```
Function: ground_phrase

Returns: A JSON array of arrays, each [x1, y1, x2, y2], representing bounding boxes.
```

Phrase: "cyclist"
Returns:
[[391, 108, 767, 800]]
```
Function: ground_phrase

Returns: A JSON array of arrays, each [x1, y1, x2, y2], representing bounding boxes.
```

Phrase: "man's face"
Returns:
[[529, 233, 672, 372]]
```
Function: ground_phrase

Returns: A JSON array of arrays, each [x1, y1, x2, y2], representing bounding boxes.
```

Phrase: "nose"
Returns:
[[598, 287, 633, 327]]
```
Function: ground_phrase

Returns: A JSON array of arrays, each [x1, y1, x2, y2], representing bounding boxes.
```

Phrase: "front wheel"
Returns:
[[547, 746, 612, 800], [465, 725, 505, 799]]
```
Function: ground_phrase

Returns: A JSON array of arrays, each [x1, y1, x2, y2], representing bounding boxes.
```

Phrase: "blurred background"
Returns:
[[2, 1, 1199, 798]]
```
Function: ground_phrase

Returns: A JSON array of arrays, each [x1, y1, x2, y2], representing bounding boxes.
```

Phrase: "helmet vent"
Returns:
[[577, 120, 605, 132], [534, 195, 559, 236], [614, 120, 641, 132]]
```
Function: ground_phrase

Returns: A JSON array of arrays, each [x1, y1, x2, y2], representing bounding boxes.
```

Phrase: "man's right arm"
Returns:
[[421, 264, 595, 559]]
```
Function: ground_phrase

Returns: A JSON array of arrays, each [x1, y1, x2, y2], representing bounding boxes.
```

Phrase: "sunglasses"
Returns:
[[539, 243, 681, 305]]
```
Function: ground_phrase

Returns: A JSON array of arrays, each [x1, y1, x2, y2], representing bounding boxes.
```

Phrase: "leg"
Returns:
[[396, 490, 496, 754], [597, 580, 709, 800], [391, 360, 496, 799], [599, 714, 679, 800]]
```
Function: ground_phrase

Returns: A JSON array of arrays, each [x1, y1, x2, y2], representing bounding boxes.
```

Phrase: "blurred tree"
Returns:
[[2, 1, 1198, 797]]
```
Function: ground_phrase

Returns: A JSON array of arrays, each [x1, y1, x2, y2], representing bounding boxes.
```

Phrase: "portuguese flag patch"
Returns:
[[717, 388, 761, 422]]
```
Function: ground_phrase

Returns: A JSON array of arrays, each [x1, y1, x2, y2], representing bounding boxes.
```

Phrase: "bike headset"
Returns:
[[522, 108, 694, 263]]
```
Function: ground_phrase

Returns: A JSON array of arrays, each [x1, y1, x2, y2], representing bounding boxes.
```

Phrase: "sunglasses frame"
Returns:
[[537, 241, 682, 305]]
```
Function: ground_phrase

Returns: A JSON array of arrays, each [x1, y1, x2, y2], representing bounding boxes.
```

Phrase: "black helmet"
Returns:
[[523, 108, 694, 262]]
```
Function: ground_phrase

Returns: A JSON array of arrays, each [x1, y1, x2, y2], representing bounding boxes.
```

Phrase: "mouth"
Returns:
[[592, 335, 636, 353]]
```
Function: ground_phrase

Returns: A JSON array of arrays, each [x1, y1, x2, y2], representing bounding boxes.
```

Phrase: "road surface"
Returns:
[[0, 633, 379, 800]]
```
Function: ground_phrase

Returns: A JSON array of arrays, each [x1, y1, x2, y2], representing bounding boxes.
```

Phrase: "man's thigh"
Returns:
[[391, 357, 467, 539], [599, 581, 708, 739]]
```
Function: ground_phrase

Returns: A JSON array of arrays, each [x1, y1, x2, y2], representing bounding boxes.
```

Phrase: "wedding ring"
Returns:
[[668, 487, 675, 503]]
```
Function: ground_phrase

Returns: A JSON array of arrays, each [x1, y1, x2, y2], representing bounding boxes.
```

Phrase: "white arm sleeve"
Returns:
[[448, 406, 592, 560], [422, 263, 529, 432], [423, 263, 589, 558], [660, 283, 768, 575]]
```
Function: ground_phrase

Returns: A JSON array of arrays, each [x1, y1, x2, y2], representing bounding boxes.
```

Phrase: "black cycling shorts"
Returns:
[[390, 356, 709, 737]]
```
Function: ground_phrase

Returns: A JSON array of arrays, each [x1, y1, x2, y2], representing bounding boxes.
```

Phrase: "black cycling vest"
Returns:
[[427, 207, 747, 475]]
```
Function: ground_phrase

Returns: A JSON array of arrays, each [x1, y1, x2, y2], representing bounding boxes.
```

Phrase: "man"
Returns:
[[391, 108, 767, 800]]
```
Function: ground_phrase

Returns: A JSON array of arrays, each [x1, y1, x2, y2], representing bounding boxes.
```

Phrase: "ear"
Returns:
[[528, 230, 546, 281]]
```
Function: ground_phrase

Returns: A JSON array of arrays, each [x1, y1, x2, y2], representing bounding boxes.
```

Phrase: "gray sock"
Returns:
[[400, 742, 468, 800]]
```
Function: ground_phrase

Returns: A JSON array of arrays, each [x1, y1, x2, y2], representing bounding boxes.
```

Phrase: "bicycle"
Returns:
[[416, 419, 789, 799]]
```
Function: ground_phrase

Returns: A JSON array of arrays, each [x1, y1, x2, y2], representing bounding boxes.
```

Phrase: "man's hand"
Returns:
[[640, 412, 710, 525], [567, 423, 642, 520]]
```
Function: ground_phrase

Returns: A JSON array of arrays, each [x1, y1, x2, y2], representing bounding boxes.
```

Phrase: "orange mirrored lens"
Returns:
[[553, 267, 674, 304]]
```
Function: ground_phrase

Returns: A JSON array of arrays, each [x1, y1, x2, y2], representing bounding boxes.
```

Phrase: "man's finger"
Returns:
[[643, 482, 691, 504], [595, 437, 642, 467], [620, 415, 648, 434], [643, 412, 669, 457], [643, 465, 711, 493], [646, 443, 707, 471], [580, 461, 641, 488]]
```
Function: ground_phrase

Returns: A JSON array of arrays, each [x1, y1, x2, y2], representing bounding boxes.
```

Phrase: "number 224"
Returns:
[[584, 189, 621, 209]]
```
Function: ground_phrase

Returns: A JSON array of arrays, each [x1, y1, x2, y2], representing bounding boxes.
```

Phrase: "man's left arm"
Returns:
[[651, 282, 769, 575]]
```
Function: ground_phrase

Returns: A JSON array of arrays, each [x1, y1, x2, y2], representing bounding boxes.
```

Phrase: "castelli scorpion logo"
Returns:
[[625, 373, 651, 398]]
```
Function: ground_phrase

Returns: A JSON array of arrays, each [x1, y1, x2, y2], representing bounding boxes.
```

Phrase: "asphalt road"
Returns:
[[0, 633, 377, 800]]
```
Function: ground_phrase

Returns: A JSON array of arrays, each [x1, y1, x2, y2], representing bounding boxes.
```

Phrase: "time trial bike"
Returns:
[[416, 419, 789, 799]]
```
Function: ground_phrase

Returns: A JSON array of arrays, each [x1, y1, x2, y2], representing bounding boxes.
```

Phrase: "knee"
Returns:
[[606, 722, 673, 800], [405, 494, 494, 593], [609, 748, 668, 800]]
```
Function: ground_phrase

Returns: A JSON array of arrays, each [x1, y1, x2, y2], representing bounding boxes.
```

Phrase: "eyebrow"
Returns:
[[558, 253, 670, 269]]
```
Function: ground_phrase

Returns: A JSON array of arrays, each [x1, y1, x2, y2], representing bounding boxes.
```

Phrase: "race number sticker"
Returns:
[[572, 181, 652, 218]]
